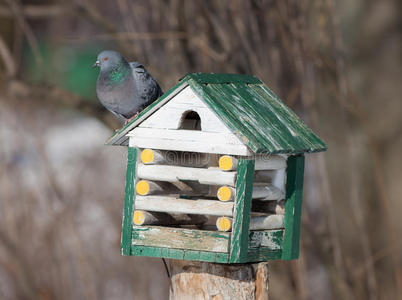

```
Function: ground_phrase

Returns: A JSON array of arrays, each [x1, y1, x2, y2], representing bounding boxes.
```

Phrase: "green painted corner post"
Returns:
[[120, 147, 138, 256], [229, 158, 255, 263], [281, 154, 305, 260]]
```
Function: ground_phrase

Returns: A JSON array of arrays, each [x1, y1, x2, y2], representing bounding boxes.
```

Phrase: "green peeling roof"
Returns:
[[106, 73, 327, 154]]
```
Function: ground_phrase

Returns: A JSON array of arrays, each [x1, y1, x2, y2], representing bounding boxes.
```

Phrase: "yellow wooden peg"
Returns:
[[136, 180, 150, 195], [140, 149, 154, 164]]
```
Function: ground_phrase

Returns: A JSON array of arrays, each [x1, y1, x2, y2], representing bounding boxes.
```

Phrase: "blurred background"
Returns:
[[0, 0, 401, 299]]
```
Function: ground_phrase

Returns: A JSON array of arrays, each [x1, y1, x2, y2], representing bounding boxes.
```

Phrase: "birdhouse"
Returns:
[[106, 73, 326, 263]]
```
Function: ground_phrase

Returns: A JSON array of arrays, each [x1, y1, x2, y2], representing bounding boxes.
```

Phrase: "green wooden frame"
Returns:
[[281, 154, 305, 260], [120, 147, 138, 255], [121, 149, 305, 262], [229, 158, 255, 263]]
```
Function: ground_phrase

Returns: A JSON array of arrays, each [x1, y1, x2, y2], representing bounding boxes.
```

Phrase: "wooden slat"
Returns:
[[135, 195, 234, 216], [248, 230, 283, 249], [252, 184, 285, 200], [219, 155, 286, 171], [132, 226, 230, 252], [252, 199, 285, 215], [121, 147, 138, 256], [281, 154, 305, 260], [249, 214, 284, 230], [131, 245, 230, 263], [137, 164, 237, 186], [229, 158, 255, 263], [132, 210, 208, 226], [140, 148, 209, 167], [128, 127, 252, 156], [139, 85, 232, 133]]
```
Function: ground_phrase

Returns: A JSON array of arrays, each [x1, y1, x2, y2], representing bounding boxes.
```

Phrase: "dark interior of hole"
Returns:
[[180, 111, 201, 130]]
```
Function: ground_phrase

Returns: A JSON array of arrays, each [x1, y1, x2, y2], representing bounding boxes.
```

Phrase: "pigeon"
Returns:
[[93, 50, 163, 123]]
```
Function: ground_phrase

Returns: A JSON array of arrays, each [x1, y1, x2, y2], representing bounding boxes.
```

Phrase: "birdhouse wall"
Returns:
[[126, 86, 252, 156], [139, 85, 232, 133], [118, 144, 306, 263]]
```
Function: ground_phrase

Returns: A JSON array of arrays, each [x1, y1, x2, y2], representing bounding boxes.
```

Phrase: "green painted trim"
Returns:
[[183, 73, 262, 84], [120, 147, 137, 256], [247, 248, 282, 262], [229, 158, 255, 263], [131, 245, 230, 263], [132, 225, 230, 252], [281, 155, 305, 260]]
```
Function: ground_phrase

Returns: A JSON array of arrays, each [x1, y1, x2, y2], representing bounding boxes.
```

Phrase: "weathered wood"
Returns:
[[217, 184, 284, 202], [132, 226, 230, 252], [219, 155, 286, 172], [217, 186, 235, 202], [249, 214, 284, 230], [252, 200, 285, 215], [137, 164, 237, 186], [252, 184, 285, 200], [282, 154, 305, 260], [217, 215, 284, 231], [248, 230, 283, 249], [140, 148, 210, 167], [135, 180, 164, 195], [219, 155, 238, 171], [169, 260, 270, 300], [131, 245, 230, 263], [139, 85, 233, 133], [230, 158, 255, 263], [121, 147, 138, 256], [135, 195, 234, 216], [128, 127, 252, 156], [216, 216, 233, 232], [187, 75, 327, 154], [132, 210, 208, 226]]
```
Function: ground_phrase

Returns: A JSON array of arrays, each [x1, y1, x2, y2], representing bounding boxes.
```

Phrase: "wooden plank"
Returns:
[[186, 73, 262, 84], [139, 85, 232, 133], [120, 147, 138, 256], [229, 158, 255, 263], [137, 164, 237, 186], [135, 195, 234, 216], [252, 199, 285, 215], [281, 154, 305, 260], [217, 215, 284, 231], [248, 230, 283, 249], [140, 148, 209, 167], [249, 214, 284, 230], [128, 127, 252, 156], [131, 245, 230, 263], [132, 226, 230, 252], [132, 210, 208, 226], [251, 183, 285, 200], [219, 155, 286, 171], [247, 248, 282, 262]]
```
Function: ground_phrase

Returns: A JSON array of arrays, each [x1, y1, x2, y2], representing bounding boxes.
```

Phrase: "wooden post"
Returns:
[[169, 260, 269, 300]]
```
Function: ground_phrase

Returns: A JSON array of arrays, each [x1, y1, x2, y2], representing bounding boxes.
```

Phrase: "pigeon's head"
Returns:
[[93, 50, 127, 70]]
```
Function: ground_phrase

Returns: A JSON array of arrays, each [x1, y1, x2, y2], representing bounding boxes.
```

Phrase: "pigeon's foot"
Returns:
[[124, 112, 140, 125]]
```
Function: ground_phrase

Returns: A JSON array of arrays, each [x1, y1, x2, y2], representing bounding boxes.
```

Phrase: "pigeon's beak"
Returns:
[[92, 60, 100, 68]]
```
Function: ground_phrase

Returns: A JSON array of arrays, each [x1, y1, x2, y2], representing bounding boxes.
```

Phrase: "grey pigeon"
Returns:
[[93, 50, 163, 123]]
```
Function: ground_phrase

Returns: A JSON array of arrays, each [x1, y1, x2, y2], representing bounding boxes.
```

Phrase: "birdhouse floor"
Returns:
[[131, 225, 283, 263]]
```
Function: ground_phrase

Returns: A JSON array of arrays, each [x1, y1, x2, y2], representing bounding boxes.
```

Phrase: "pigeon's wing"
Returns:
[[130, 62, 163, 109]]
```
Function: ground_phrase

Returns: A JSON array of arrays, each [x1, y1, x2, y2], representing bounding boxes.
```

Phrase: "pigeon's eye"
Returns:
[[104, 57, 109, 61]]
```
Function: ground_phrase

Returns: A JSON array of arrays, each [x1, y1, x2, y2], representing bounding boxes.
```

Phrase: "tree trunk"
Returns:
[[169, 260, 269, 300]]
